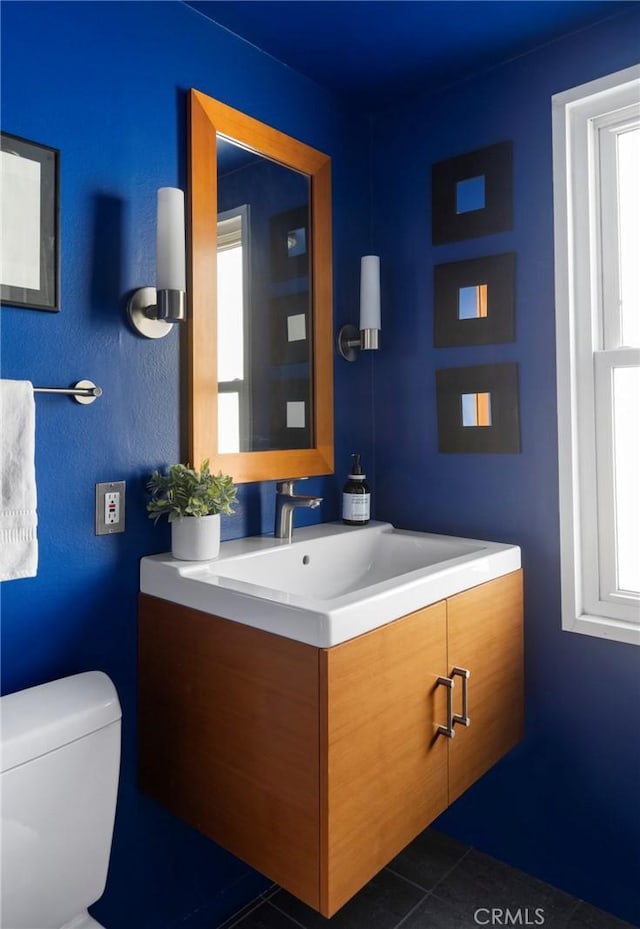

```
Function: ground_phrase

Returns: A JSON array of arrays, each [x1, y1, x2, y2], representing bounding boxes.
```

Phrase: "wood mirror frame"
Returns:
[[188, 89, 334, 483]]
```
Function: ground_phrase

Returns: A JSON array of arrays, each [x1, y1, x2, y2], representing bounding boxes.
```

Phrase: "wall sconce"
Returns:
[[337, 255, 381, 361], [127, 187, 187, 339]]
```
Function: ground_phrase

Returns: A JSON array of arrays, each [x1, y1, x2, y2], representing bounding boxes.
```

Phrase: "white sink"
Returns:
[[140, 521, 520, 647]]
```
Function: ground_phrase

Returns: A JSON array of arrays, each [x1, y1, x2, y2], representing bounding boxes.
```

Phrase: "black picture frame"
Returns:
[[269, 292, 311, 366], [434, 253, 516, 347], [436, 363, 520, 453], [1, 132, 60, 311], [270, 204, 309, 281], [269, 377, 312, 450], [432, 141, 512, 245]]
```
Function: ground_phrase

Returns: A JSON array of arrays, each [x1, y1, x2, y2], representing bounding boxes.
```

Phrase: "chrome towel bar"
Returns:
[[33, 380, 102, 405]]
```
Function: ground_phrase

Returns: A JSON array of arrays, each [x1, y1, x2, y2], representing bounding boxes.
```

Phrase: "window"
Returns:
[[217, 206, 250, 453], [553, 66, 640, 645]]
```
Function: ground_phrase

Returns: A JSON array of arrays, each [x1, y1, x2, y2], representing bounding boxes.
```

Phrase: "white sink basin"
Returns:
[[140, 521, 520, 647]]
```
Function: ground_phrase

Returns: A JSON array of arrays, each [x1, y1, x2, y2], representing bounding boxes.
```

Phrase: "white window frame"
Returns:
[[552, 65, 640, 646]]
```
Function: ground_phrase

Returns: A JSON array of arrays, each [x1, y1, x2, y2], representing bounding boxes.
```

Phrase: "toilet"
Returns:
[[0, 672, 121, 929]]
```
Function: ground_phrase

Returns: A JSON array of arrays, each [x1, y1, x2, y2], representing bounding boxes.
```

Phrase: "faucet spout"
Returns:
[[275, 480, 323, 540]]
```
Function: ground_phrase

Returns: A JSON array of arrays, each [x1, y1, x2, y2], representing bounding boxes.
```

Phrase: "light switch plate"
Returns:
[[95, 481, 126, 535]]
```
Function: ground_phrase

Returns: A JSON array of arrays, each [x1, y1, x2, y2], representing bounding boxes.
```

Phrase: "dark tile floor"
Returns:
[[218, 830, 637, 929]]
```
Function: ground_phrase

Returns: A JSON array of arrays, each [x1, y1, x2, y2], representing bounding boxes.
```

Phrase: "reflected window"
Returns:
[[217, 206, 250, 452], [456, 175, 485, 214], [458, 284, 488, 319], [218, 392, 240, 454], [461, 392, 492, 427]]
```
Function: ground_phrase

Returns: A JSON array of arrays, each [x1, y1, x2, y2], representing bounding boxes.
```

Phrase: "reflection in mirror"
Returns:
[[287, 401, 306, 428], [188, 89, 334, 483], [288, 226, 306, 257], [462, 392, 492, 427], [217, 206, 247, 453], [288, 313, 306, 342], [456, 175, 485, 214], [217, 136, 312, 453], [458, 283, 488, 320]]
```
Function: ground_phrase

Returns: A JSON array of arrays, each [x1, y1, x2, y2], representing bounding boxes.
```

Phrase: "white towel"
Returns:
[[0, 380, 38, 581]]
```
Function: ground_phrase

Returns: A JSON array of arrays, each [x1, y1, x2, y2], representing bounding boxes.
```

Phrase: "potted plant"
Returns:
[[146, 459, 237, 561]]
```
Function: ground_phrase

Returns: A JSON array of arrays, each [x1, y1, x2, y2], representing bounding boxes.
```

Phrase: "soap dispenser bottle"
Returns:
[[342, 453, 371, 526]]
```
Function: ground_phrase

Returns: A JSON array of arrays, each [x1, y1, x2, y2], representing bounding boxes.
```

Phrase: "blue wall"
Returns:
[[0, 3, 371, 927], [2, 2, 638, 927], [370, 9, 640, 924]]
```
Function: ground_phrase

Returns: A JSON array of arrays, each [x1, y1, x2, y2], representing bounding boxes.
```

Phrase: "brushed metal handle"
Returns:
[[452, 667, 471, 727], [436, 676, 455, 738]]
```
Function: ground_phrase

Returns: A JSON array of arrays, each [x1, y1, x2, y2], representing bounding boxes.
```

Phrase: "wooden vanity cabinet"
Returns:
[[138, 596, 321, 907], [138, 569, 523, 917]]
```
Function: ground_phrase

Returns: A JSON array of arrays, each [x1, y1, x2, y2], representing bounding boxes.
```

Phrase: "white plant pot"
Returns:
[[171, 514, 221, 561]]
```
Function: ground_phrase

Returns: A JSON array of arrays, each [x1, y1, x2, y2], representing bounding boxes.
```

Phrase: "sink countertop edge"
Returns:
[[140, 523, 521, 647]]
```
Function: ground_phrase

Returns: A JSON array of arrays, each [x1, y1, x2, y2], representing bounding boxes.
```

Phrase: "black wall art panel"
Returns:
[[434, 253, 516, 347], [436, 363, 520, 453], [432, 141, 513, 245]]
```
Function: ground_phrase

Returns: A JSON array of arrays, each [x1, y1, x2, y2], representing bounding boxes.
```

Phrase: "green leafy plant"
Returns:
[[146, 459, 237, 524]]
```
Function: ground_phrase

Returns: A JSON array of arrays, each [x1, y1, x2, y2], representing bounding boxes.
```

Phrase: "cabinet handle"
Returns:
[[452, 667, 471, 727], [436, 676, 455, 738]]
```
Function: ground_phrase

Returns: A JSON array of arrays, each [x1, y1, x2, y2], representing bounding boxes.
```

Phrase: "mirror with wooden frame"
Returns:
[[188, 89, 334, 483]]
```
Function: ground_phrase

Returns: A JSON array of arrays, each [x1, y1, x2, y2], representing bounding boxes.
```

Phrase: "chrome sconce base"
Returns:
[[127, 287, 186, 339], [337, 324, 380, 362]]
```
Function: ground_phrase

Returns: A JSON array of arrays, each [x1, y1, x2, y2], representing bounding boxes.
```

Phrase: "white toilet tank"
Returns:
[[0, 672, 121, 929]]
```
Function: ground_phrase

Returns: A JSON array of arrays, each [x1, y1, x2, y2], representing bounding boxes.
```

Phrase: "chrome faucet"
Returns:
[[275, 479, 323, 540]]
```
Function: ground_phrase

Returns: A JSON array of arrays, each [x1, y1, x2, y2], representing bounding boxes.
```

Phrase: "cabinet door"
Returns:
[[447, 570, 523, 804], [320, 602, 448, 916]]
